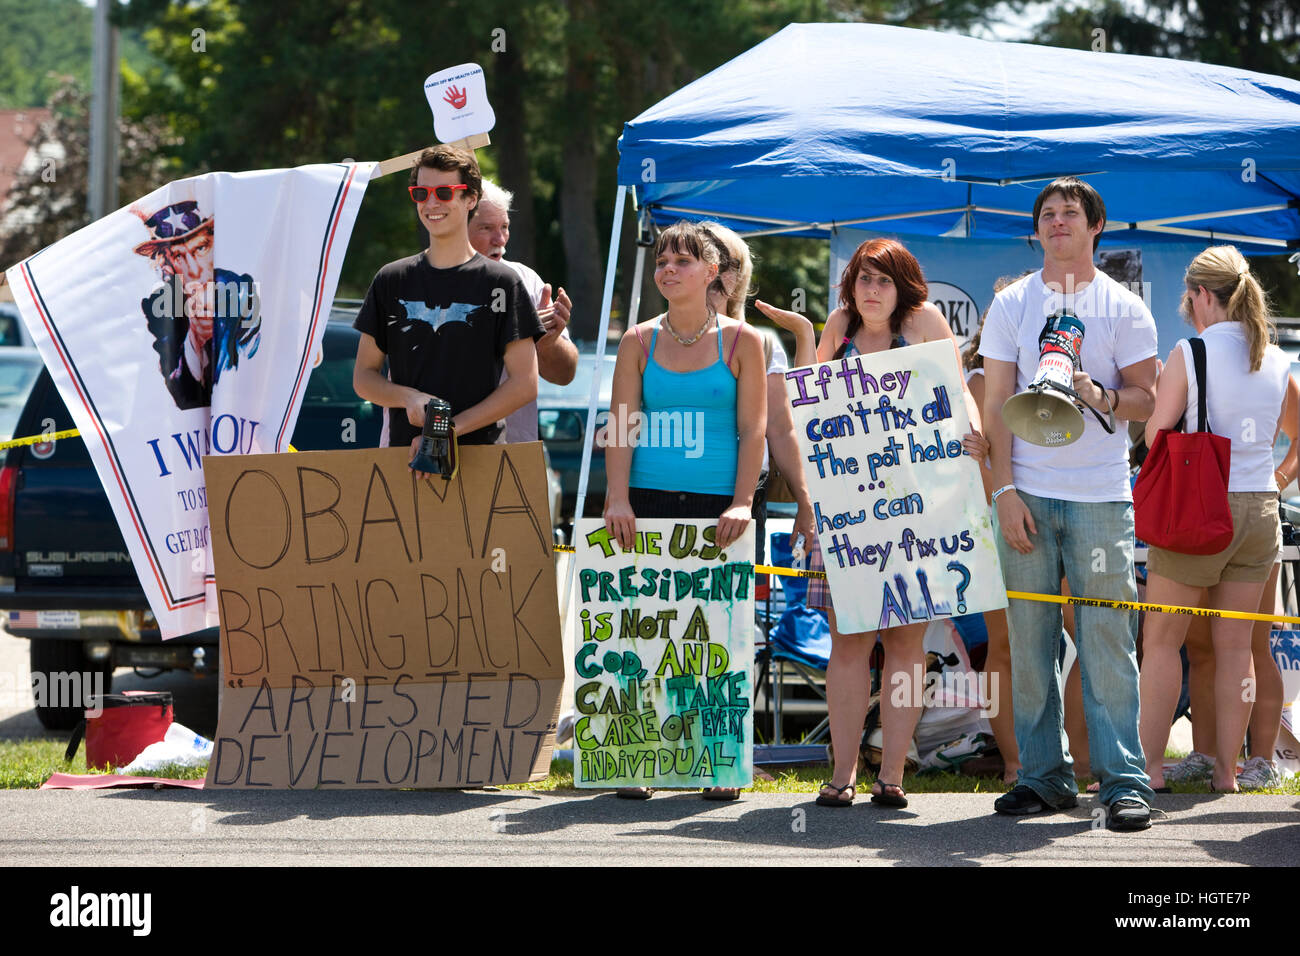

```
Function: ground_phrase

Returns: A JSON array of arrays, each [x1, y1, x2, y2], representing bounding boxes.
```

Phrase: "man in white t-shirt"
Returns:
[[471, 180, 578, 442], [979, 177, 1159, 830]]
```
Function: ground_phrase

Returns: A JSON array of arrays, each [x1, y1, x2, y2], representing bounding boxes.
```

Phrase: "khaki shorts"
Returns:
[[1146, 492, 1281, 587]]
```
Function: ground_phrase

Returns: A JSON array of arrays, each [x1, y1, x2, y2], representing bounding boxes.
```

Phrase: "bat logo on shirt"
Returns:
[[397, 299, 477, 333]]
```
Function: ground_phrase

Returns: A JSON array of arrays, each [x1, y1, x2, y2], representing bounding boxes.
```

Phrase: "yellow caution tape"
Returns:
[[0, 428, 80, 451], [1006, 590, 1300, 626], [553, 545, 1300, 621]]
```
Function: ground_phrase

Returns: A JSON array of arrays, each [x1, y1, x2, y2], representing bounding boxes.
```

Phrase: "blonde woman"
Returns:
[[699, 222, 816, 552], [1139, 246, 1291, 794]]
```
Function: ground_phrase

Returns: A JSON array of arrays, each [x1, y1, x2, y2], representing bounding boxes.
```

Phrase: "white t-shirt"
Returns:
[[498, 259, 574, 444], [1178, 322, 1290, 492], [979, 269, 1158, 502]]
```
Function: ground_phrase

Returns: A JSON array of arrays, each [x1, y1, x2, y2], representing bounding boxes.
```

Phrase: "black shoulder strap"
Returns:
[[1190, 337, 1211, 434], [64, 719, 85, 762]]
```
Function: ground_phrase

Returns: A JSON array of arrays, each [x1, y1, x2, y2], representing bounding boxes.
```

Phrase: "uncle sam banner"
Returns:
[[4, 162, 372, 638]]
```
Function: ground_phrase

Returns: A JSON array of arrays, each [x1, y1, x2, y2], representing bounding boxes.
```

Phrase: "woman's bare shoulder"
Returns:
[[908, 301, 953, 341]]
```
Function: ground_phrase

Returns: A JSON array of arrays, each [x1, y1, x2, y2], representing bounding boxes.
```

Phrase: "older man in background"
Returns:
[[471, 180, 579, 442]]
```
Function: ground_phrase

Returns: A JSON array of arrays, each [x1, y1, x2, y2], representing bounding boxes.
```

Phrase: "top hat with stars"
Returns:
[[132, 200, 213, 256]]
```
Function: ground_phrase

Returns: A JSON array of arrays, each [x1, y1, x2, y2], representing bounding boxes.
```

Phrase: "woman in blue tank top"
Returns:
[[603, 221, 767, 800], [605, 222, 766, 546]]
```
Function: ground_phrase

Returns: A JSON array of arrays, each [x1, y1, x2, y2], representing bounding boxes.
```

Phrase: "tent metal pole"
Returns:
[[627, 244, 647, 328], [556, 186, 629, 742], [1130, 203, 1296, 229], [736, 207, 974, 239], [1124, 224, 1291, 247], [656, 205, 807, 226], [970, 206, 1034, 219], [564, 183, 628, 586]]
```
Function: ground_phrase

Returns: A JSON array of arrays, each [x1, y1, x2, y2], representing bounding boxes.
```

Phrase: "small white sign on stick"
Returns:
[[424, 63, 496, 143], [785, 340, 1005, 634]]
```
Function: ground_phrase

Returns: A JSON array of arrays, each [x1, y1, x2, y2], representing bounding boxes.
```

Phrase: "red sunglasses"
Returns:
[[408, 184, 468, 203]]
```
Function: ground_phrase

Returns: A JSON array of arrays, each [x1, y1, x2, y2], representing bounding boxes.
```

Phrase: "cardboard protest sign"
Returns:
[[202, 444, 562, 788], [572, 518, 754, 789], [785, 340, 1005, 634], [5, 163, 371, 638]]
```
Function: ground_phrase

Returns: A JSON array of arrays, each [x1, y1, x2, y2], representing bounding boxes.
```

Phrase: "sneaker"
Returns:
[[1236, 756, 1282, 791], [994, 784, 1078, 815], [1106, 797, 1152, 831], [923, 732, 996, 772], [1163, 751, 1214, 783]]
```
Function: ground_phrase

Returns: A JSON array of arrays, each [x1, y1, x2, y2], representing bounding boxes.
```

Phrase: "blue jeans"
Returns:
[[995, 491, 1153, 806]]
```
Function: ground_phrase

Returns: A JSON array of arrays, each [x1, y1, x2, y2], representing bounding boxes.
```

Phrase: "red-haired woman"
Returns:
[[810, 238, 984, 809]]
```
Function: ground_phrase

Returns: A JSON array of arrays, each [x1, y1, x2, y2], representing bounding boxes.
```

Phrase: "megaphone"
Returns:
[[1001, 311, 1114, 447]]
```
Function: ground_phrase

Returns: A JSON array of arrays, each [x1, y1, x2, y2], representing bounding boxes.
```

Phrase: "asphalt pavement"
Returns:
[[1, 787, 1296, 866], [2, 627, 1295, 868]]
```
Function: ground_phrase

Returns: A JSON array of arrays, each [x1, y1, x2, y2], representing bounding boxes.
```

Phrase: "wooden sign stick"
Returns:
[[373, 133, 491, 178]]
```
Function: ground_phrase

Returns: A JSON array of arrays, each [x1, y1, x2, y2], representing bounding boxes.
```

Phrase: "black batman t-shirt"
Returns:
[[354, 252, 544, 447]]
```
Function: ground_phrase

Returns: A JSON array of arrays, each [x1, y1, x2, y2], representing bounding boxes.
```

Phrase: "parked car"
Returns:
[[0, 321, 382, 728], [538, 345, 616, 520], [0, 301, 36, 348]]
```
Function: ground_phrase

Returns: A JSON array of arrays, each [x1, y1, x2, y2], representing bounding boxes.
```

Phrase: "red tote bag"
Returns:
[[1134, 337, 1233, 555]]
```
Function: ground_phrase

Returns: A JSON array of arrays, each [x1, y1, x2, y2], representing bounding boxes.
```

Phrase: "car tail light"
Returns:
[[0, 464, 18, 551]]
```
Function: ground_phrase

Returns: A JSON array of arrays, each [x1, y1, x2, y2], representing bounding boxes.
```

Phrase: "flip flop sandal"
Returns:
[[701, 787, 741, 801], [815, 781, 856, 807], [616, 787, 655, 800], [871, 781, 908, 808]]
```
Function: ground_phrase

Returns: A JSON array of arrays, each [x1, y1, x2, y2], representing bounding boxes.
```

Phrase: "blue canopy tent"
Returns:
[[573, 22, 1300, 524], [615, 22, 1300, 247]]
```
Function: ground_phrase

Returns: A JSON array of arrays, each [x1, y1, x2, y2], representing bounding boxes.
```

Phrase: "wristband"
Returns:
[[992, 484, 1016, 502], [1108, 388, 1119, 409]]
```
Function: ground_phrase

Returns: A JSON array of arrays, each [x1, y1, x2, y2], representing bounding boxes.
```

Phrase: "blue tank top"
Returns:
[[842, 332, 909, 357], [628, 323, 739, 495]]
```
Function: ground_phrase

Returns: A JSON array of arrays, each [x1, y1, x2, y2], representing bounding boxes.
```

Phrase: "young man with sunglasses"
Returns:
[[353, 146, 544, 454]]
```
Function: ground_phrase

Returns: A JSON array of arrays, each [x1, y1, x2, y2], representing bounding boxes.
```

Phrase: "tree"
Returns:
[[1031, 1, 1300, 315], [0, 0, 158, 109], [112, 0, 1019, 327], [0, 76, 176, 266]]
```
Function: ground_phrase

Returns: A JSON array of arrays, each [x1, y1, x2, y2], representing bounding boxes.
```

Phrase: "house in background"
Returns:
[[0, 109, 52, 314]]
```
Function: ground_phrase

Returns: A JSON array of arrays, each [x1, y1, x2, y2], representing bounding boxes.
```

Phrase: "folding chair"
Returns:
[[754, 531, 833, 744]]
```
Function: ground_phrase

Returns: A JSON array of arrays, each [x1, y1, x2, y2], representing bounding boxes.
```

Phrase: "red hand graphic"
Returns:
[[443, 85, 468, 109]]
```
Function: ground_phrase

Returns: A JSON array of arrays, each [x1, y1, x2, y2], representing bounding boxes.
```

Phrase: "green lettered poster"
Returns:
[[572, 518, 754, 789]]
